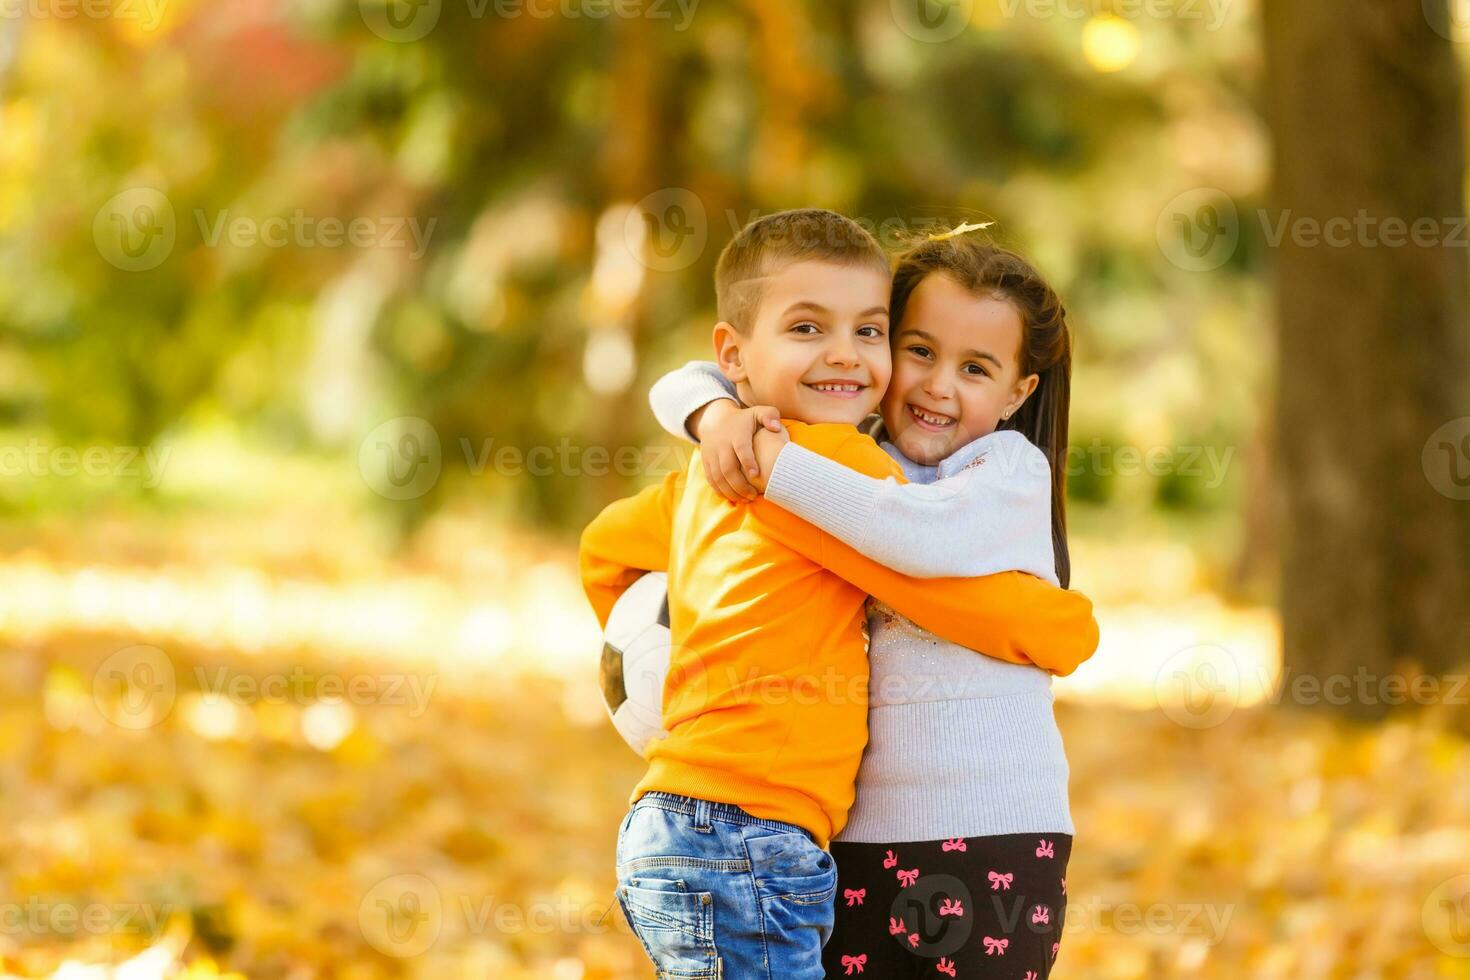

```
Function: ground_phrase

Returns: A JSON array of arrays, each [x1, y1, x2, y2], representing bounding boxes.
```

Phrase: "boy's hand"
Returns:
[[691, 398, 783, 502], [748, 425, 791, 492]]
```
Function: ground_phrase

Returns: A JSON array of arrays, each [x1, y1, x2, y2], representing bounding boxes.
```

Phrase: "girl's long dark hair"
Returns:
[[888, 236, 1074, 588]]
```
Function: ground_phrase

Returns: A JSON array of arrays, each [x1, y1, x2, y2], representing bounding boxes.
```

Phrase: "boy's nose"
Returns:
[[825, 339, 860, 367]]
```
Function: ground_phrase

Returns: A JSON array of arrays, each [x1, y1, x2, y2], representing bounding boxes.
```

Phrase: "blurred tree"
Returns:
[[0, 1, 1272, 551], [1263, 0, 1470, 714]]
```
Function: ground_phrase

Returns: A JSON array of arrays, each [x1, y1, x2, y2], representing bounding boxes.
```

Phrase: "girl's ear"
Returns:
[[1006, 372, 1041, 418], [712, 322, 748, 384]]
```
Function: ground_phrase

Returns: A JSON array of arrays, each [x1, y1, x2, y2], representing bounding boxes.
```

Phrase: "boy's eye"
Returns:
[[791, 322, 820, 334], [857, 325, 885, 338]]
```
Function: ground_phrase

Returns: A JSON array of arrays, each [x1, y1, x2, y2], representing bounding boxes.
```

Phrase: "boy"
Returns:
[[580, 209, 1096, 979]]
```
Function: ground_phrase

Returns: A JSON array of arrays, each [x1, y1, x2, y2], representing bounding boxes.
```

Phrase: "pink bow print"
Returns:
[[883, 849, 899, 869], [937, 897, 964, 917], [1051, 941, 1061, 958], [888, 917, 906, 936], [941, 838, 967, 852], [844, 888, 866, 907], [1024, 972, 1039, 980], [907, 932, 920, 949], [987, 870, 1013, 891], [983, 936, 1009, 956], [896, 868, 919, 888], [1032, 905, 1051, 925], [936, 957, 957, 977], [1035, 838, 1055, 858], [840, 953, 867, 974]]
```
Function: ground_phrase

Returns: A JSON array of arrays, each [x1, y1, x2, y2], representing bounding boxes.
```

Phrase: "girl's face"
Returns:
[[881, 273, 1040, 466]]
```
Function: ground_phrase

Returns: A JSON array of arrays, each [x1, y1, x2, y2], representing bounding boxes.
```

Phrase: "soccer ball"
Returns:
[[599, 571, 672, 755]]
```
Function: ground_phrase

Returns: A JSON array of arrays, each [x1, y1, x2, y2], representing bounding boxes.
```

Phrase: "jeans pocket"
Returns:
[[747, 831, 837, 904], [617, 882, 718, 979], [744, 832, 837, 971]]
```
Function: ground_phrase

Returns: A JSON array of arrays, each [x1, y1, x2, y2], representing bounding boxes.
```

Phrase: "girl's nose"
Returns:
[[923, 371, 954, 400]]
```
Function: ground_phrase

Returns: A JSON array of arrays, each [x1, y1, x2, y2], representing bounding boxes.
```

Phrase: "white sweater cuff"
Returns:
[[651, 374, 738, 441]]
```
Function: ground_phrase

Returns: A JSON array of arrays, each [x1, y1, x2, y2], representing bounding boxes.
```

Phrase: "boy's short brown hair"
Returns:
[[715, 209, 891, 332]]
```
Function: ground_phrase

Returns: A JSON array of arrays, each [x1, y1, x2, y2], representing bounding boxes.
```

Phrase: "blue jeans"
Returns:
[[615, 791, 837, 979]]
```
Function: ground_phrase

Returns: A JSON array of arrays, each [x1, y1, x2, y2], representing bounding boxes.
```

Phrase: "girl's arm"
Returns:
[[648, 360, 738, 441], [763, 429, 1059, 584], [749, 425, 1096, 676], [649, 361, 1057, 583], [650, 359, 780, 502]]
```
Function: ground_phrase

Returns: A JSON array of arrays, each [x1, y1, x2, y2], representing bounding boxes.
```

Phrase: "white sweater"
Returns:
[[649, 362, 1074, 841]]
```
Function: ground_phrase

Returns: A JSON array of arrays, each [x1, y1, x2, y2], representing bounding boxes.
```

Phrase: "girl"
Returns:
[[648, 235, 1079, 978]]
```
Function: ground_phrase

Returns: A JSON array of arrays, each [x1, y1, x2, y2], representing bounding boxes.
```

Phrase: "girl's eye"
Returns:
[[906, 345, 932, 359], [964, 363, 990, 377]]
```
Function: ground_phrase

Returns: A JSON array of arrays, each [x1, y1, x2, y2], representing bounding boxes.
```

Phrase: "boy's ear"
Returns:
[[712, 321, 748, 384]]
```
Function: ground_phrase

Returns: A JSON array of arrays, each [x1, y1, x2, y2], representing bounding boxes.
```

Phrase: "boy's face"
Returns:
[[714, 260, 892, 426]]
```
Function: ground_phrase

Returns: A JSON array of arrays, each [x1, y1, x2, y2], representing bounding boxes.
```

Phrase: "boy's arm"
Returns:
[[763, 430, 1058, 583], [578, 470, 682, 628], [749, 426, 1097, 675], [750, 500, 1097, 675], [752, 502, 1099, 678], [649, 360, 739, 441]]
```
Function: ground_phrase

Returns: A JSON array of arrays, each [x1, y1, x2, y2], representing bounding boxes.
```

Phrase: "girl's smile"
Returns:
[[881, 273, 1039, 466], [906, 404, 958, 430]]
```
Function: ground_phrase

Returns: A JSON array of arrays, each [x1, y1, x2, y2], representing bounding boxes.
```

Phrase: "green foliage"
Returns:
[[0, 1, 1269, 531]]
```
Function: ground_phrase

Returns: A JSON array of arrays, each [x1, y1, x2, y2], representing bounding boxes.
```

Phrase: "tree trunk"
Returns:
[[1262, 0, 1470, 717]]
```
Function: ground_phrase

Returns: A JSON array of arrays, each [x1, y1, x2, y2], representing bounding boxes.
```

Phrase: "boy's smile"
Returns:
[[805, 379, 868, 399], [714, 260, 892, 426]]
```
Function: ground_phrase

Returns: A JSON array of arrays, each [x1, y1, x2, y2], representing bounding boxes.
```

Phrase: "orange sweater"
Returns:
[[580, 421, 1098, 848]]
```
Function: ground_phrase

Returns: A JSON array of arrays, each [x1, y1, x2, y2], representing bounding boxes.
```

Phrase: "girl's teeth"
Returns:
[[813, 383, 860, 392], [912, 406, 954, 426]]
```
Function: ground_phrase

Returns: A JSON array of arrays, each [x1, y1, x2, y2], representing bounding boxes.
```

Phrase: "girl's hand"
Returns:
[[748, 424, 791, 492], [690, 399, 783, 501]]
